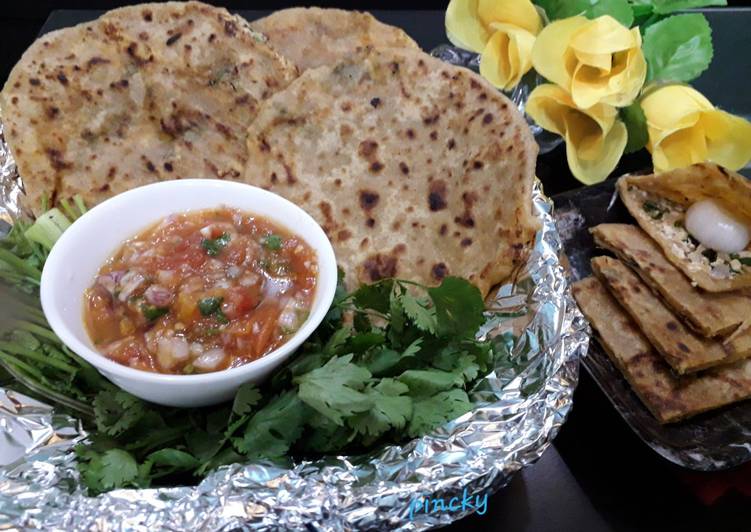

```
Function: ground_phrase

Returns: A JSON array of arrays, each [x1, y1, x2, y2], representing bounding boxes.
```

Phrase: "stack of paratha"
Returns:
[[0, 3, 539, 296], [572, 163, 751, 423]]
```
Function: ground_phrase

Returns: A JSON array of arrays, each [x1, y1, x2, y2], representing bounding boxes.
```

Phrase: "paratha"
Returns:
[[591, 223, 751, 337], [618, 163, 751, 292], [249, 7, 420, 72], [591, 256, 747, 374], [1, 1, 297, 215], [573, 276, 751, 424], [243, 48, 539, 295]]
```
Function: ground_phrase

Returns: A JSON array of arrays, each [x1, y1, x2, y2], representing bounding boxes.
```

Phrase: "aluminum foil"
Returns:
[[0, 117, 588, 529]]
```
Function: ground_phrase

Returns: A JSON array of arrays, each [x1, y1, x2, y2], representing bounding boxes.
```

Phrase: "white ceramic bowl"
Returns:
[[40, 180, 338, 407]]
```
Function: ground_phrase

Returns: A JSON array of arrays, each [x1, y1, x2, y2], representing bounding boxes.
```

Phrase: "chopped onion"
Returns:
[[157, 337, 189, 369], [144, 284, 173, 306], [193, 348, 227, 371], [685, 200, 750, 253], [227, 265, 242, 279], [118, 271, 145, 301]]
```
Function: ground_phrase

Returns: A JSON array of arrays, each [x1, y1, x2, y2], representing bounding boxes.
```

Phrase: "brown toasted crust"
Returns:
[[573, 276, 751, 424], [618, 163, 751, 292], [243, 48, 539, 295], [250, 7, 420, 72], [1, 1, 297, 214], [591, 256, 747, 374], [590, 223, 751, 337]]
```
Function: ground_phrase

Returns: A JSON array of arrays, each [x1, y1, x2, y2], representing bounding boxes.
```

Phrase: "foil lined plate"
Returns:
[[0, 103, 587, 529]]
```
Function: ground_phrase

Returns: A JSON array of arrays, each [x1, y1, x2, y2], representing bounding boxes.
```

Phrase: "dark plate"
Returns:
[[552, 179, 751, 471]]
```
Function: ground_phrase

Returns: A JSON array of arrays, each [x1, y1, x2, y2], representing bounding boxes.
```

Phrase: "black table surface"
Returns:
[[7, 7, 751, 532]]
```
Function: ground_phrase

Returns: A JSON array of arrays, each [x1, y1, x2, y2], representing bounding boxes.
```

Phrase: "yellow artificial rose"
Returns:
[[640, 85, 751, 172], [446, 0, 542, 90], [532, 15, 646, 109], [526, 84, 627, 184]]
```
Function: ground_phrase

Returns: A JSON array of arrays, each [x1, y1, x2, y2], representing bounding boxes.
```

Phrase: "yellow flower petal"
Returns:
[[480, 24, 536, 91], [477, 0, 542, 34], [641, 84, 751, 172], [532, 16, 589, 91], [446, 0, 489, 53], [569, 16, 637, 55], [526, 84, 626, 184]]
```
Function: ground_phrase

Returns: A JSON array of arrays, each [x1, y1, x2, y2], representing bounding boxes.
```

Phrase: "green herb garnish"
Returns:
[[262, 234, 283, 250], [198, 297, 222, 316], [702, 249, 718, 263], [141, 304, 169, 321], [642, 200, 665, 220], [201, 233, 230, 257]]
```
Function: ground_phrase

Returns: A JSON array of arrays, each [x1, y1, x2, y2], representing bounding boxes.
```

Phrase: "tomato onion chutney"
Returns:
[[83, 207, 318, 374]]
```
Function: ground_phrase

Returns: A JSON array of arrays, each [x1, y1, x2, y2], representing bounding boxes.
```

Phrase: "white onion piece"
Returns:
[[685, 200, 751, 254], [193, 348, 227, 371], [157, 337, 189, 369]]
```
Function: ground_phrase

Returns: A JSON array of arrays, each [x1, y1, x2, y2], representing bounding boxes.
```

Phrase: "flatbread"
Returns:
[[590, 224, 751, 337], [243, 48, 539, 295], [1, 1, 297, 214], [249, 7, 420, 72], [573, 276, 751, 424], [591, 256, 747, 374], [618, 163, 751, 292]]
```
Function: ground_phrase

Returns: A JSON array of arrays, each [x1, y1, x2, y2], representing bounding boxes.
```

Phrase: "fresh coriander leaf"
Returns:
[[537, 0, 634, 27], [353, 312, 372, 332], [428, 277, 484, 339], [146, 448, 199, 469], [323, 326, 351, 357], [295, 354, 372, 425], [388, 283, 406, 341], [262, 234, 283, 250], [620, 102, 649, 154], [201, 233, 230, 256], [198, 297, 222, 316], [198, 447, 246, 475], [99, 449, 139, 489], [364, 348, 403, 377], [402, 337, 423, 359], [214, 309, 229, 324], [206, 405, 232, 434], [432, 348, 480, 383], [463, 339, 496, 374], [232, 383, 262, 416], [398, 369, 460, 397], [93, 391, 144, 436], [346, 331, 386, 353], [651, 0, 726, 15], [352, 280, 393, 314], [235, 391, 307, 459], [347, 379, 412, 438], [407, 389, 472, 438], [643, 14, 713, 83], [401, 293, 437, 334], [141, 303, 169, 322], [186, 429, 224, 463], [739, 257, 751, 267], [300, 412, 357, 453]]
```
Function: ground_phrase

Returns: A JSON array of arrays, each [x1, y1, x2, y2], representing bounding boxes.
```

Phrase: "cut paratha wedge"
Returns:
[[243, 48, 539, 295], [573, 276, 751, 424], [590, 223, 751, 338], [249, 7, 420, 72], [591, 256, 747, 374], [1, 1, 297, 214], [618, 163, 751, 292]]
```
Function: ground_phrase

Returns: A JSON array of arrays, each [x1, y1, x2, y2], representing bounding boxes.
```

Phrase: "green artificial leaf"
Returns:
[[620, 101, 650, 154], [427, 277, 485, 339], [352, 280, 393, 314], [146, 448, 199, 469], [407, 389, 472, 438], [650, 0, 726, 15], [538, 0, 634, 27], [232, 383, 262, 416], [235, 391, 307, 459], [295, 354, 372, 425], [643, 13, 713, 83], [400, 293, 437, 334], [398, 369, 460, 397], [93, 391, 144, 436], [347, 379, 413, 438], [99, 449, 139, 489]]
